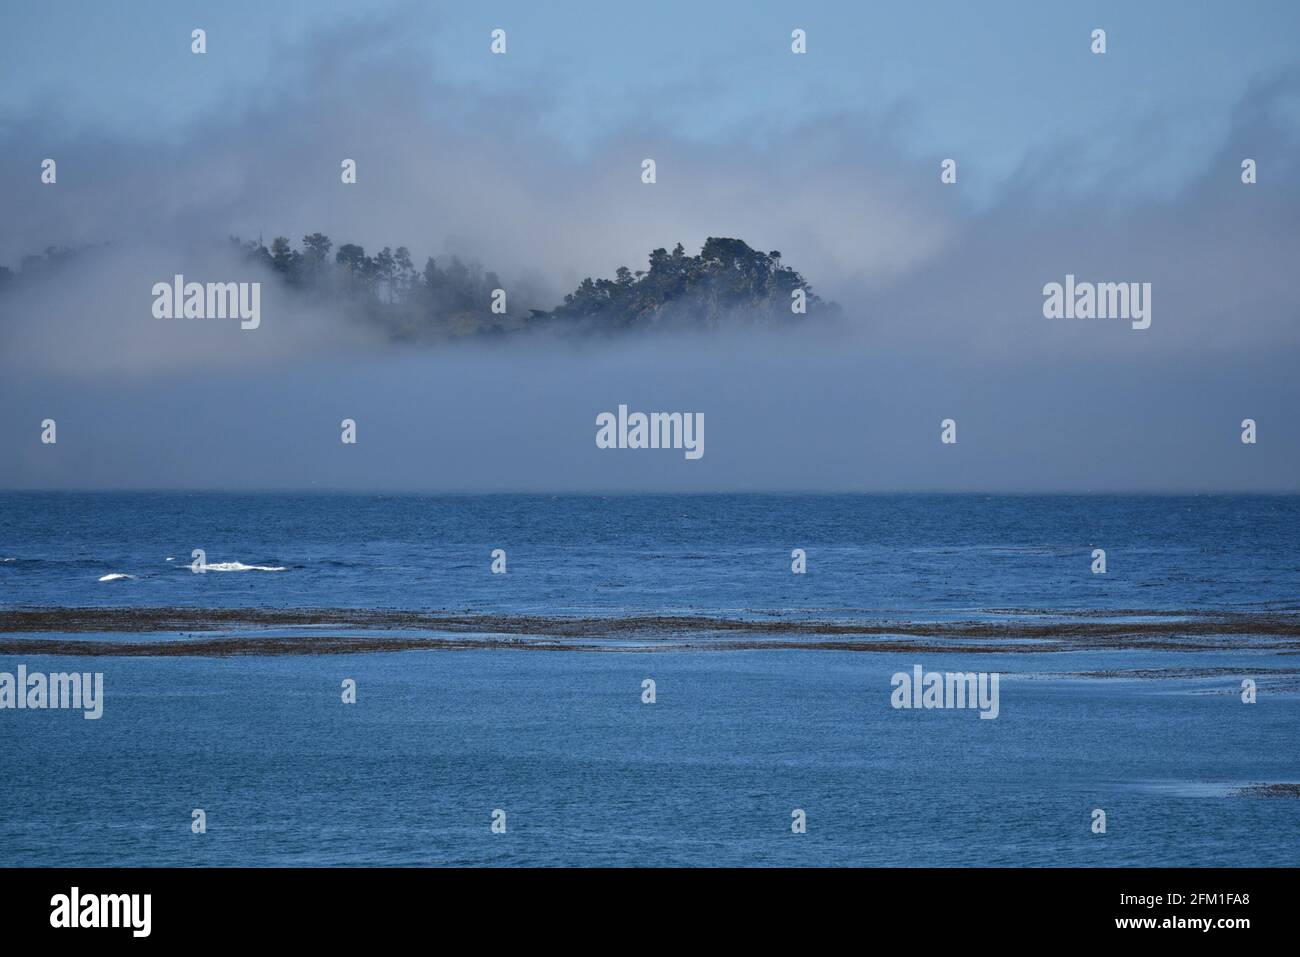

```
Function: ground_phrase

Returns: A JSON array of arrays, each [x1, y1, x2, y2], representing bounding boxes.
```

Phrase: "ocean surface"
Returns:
[[3, 492, 1299, 616], [1, 492, 1298, 866]]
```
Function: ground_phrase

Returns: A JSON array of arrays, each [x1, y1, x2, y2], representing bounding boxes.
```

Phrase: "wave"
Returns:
[[97, 573, 134, 582], [203, 562, 288, 572]]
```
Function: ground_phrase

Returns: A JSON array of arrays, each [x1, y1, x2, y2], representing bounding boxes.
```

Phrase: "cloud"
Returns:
[[1, 21, 1298, 490]]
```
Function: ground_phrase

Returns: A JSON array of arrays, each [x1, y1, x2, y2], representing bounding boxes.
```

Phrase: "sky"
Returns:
[[1, 0, 1298, 491]]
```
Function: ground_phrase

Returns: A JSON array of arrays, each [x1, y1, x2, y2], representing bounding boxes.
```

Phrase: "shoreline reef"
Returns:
[[1, 606, 1298, 657]]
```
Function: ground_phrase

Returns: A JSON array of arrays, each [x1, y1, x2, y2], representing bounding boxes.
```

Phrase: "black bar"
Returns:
[[0, 867, 1284, 943]]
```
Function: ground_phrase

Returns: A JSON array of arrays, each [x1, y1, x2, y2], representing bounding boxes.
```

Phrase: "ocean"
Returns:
[[1, 492, 1297, 865]]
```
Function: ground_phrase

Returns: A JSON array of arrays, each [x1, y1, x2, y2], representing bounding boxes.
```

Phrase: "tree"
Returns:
[[218, 232, 836, 340], [374, 247, 396, 303], [335, 243, 366, 273], [302, 233, 333, 262], [545, 237, 835, 330]]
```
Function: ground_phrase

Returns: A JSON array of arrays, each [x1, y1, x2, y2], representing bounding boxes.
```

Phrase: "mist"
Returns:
[[2, 18, 1298, 492]]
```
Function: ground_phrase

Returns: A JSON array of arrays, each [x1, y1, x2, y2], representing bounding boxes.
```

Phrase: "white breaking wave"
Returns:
[[165, 556, 175, 561], [204, 562, 288, 572], [98, 573, 134, 582]]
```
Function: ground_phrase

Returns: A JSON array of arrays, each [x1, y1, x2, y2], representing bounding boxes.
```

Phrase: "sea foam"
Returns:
[[204, 562, 288, 572]]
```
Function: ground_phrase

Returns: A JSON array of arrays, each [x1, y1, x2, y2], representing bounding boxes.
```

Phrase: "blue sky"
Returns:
[[5, 0, 1298, 200]]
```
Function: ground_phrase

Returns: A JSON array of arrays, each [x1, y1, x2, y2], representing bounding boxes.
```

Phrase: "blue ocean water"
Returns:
[[1, 493, 1298, 866], [1, 649, 1297, 866], [2, 492, 1298, 616]]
